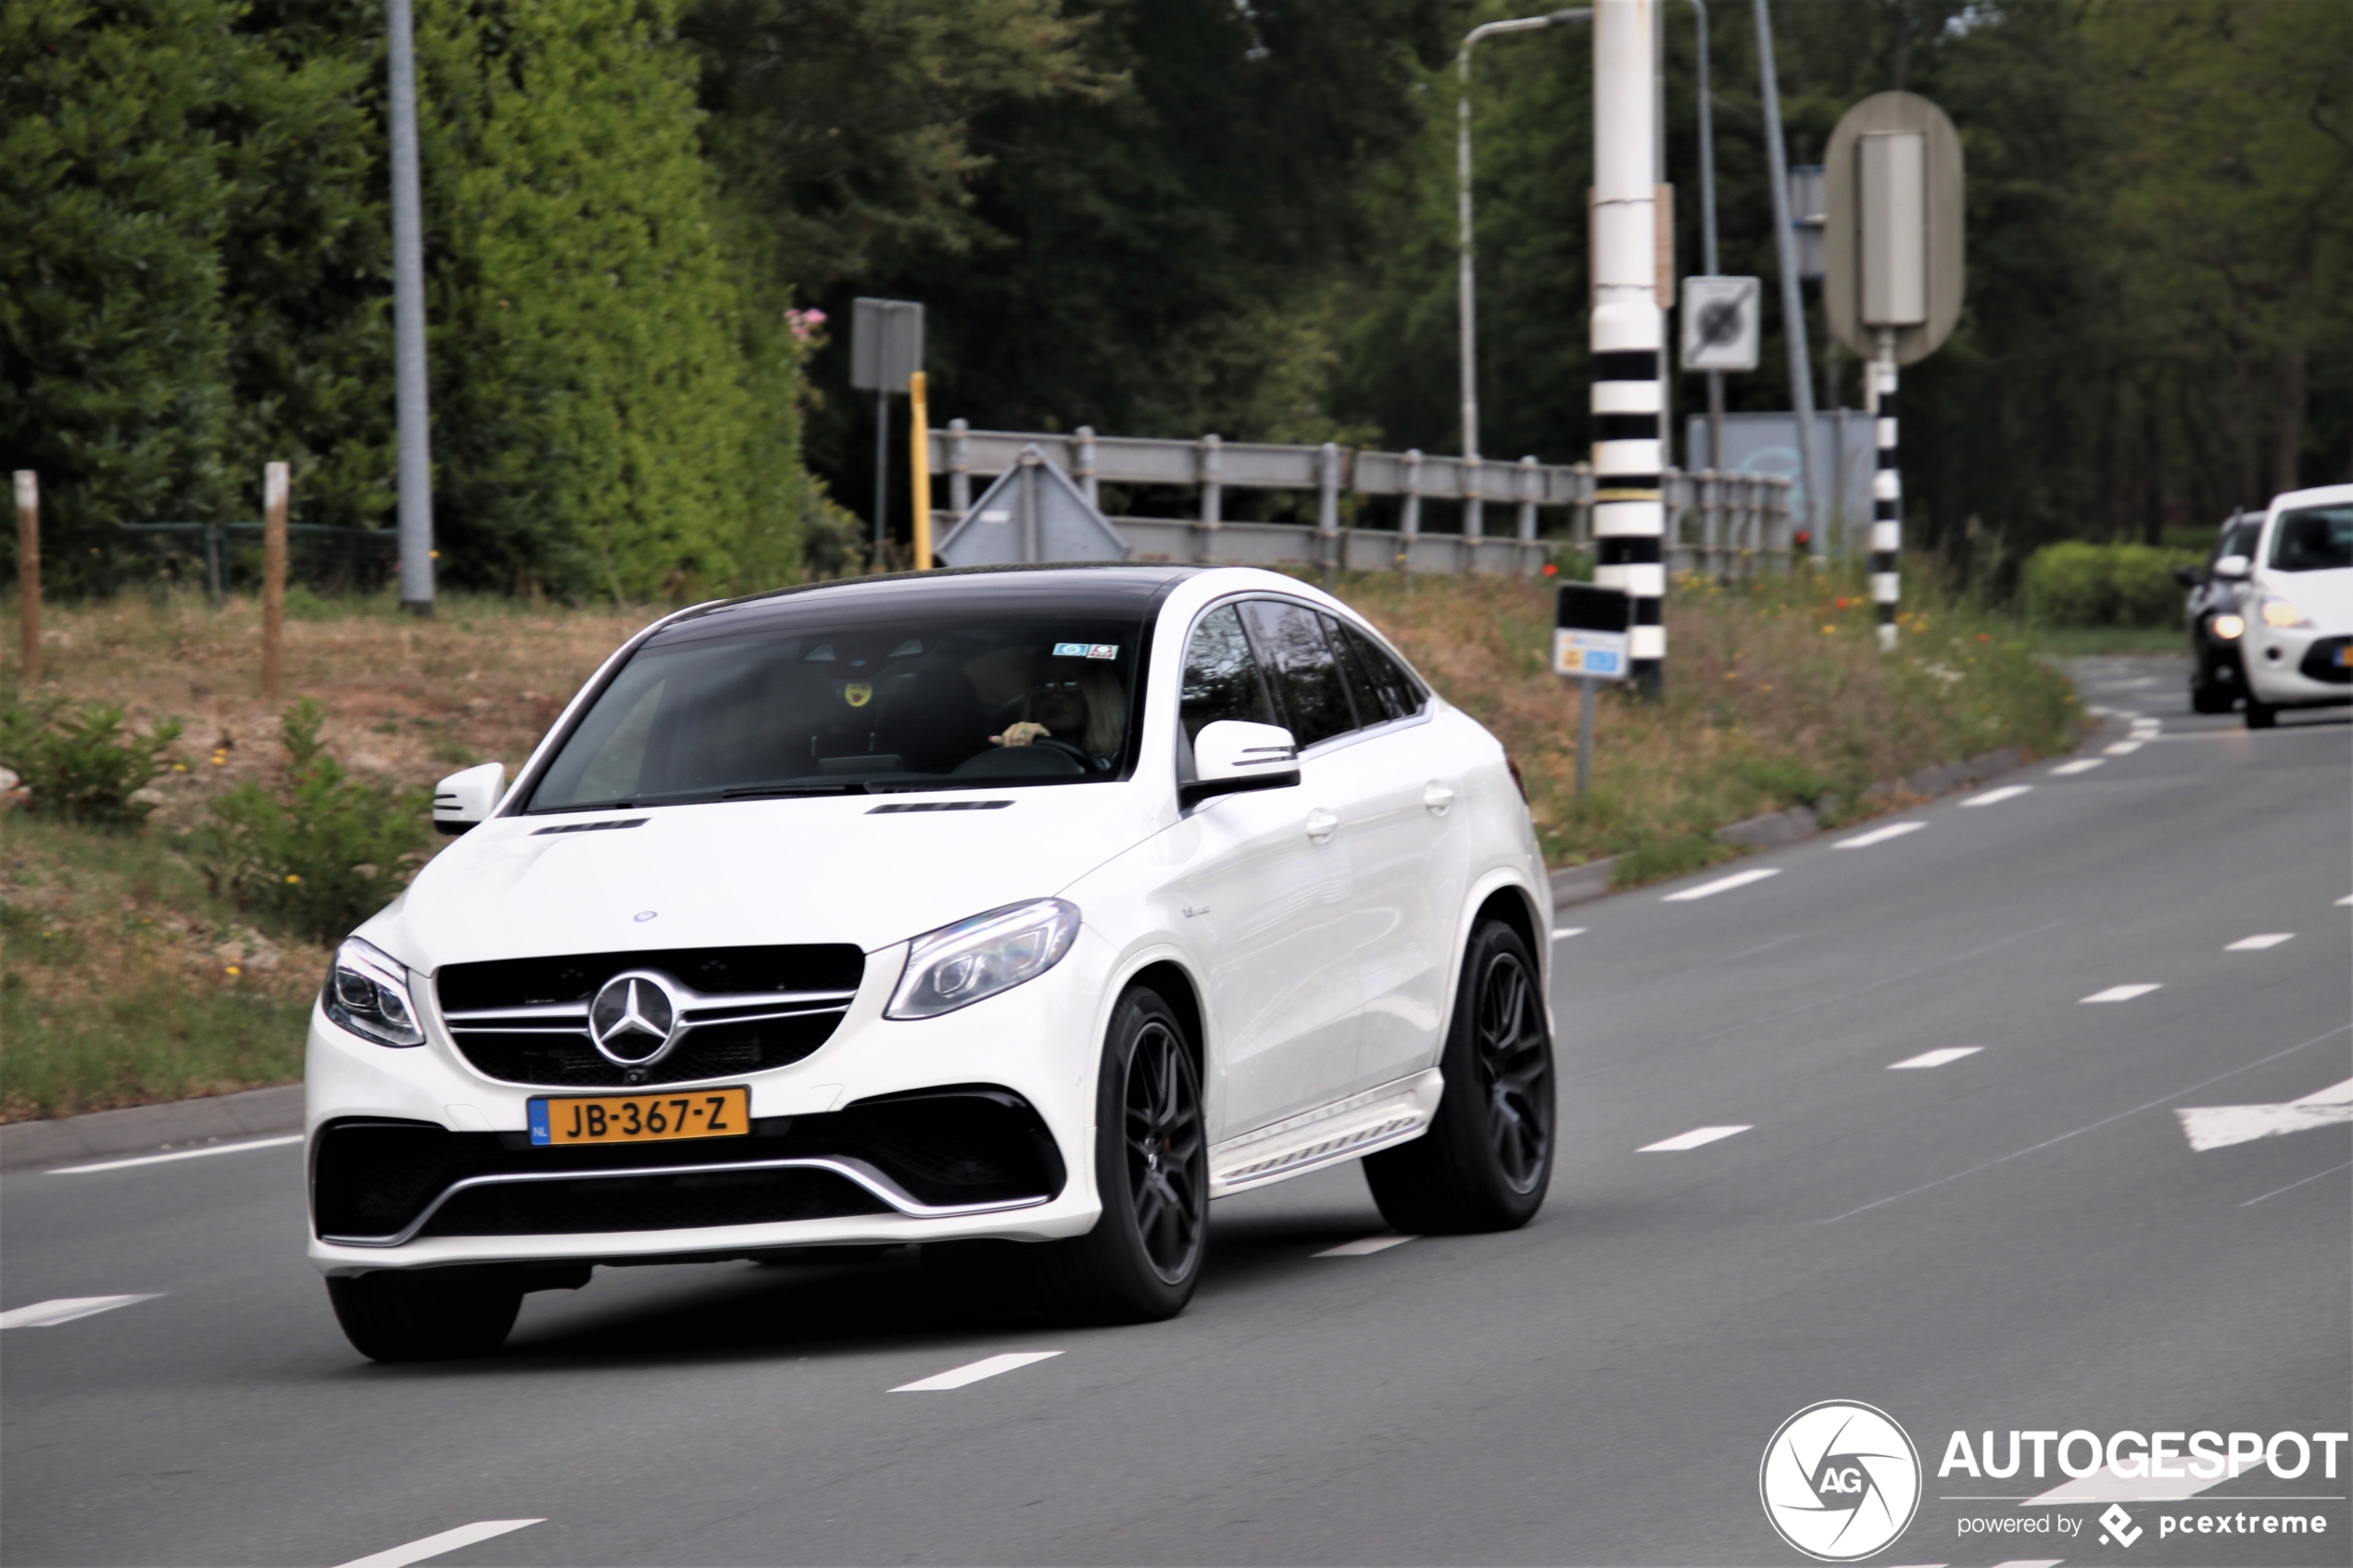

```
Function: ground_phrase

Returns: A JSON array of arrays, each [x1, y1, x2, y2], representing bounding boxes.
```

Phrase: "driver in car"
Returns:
[[990, 663, 1126, 770]]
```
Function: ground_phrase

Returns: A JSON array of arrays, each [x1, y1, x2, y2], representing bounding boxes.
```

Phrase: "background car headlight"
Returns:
[[2259, 599, 2311, 629], [887, 898, 1080, 1020], [324, 937, 425, 1047], [2209, 612, 2246, 640]]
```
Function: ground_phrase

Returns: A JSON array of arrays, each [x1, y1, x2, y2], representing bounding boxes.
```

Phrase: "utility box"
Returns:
[[849, 298, 925, 392], [1822, 93, 1963, 364]]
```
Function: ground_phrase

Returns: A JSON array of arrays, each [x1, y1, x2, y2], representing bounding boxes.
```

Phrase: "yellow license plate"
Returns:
[[527, 1086, 750, 1147]]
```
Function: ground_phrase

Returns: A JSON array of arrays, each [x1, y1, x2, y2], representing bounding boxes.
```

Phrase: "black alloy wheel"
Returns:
[[1364, 919, 1554, 1234], [1043, 986, 1207, 1321], [1471, 942, 1552, 1195]]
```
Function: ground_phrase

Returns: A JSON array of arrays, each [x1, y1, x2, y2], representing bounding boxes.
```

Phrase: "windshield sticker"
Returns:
[[843, 682, 873, 708], [1053, 642, 1119, 659]]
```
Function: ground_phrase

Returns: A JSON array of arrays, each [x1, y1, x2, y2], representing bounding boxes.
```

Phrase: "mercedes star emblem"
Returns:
[[588, 971, 683, 1065]]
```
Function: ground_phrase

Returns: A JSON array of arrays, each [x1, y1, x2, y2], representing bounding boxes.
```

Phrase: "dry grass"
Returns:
[[2, 573, 2079, 1119], [1342, 570, 2082, 874]]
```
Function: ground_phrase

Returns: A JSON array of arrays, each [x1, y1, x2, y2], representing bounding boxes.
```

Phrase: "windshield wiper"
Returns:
[[720, 781, 867, 799]]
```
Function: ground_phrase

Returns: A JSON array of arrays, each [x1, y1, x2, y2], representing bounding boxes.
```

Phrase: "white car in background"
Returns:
[[308, 565, 1555, 1360], [2215, 483, 2353, 728]]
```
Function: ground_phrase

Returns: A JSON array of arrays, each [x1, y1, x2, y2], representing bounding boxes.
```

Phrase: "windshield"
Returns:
[[2268, 505, 2353, 572], [2217, 518, 2263, 560], [526, 580, 1163, 811]]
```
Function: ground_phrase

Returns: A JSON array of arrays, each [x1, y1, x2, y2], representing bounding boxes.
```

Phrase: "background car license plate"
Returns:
[[528, 1087, 750, 1147]]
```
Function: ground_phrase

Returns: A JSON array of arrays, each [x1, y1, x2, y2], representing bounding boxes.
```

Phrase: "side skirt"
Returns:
[[1207, 1071, 1443, 1198]]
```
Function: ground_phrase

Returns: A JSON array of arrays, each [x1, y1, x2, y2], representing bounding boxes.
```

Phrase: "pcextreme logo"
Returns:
[[1760, 1400, 1923, 1562]]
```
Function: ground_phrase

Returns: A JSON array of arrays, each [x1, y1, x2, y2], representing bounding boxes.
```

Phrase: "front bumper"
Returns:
[[2245, 626, 2353, 707], [306, 935, 1115, 1274]]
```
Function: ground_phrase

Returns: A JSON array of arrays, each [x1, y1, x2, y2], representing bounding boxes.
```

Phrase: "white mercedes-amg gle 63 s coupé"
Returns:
[[308, 564, 1556, 1360]]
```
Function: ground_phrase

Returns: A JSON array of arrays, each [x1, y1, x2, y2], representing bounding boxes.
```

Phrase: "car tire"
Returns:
[[2190, 675, 2233, 714], [1363, 920, 1554, 1235], [1041, 985, 1208, 1323], [326, 1267, 523, 1362], [2245, 699, 2279, 730]]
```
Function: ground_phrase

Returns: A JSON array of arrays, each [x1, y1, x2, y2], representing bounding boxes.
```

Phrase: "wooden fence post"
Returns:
[[261, 462, 288, 700], [13, 471, 38, 684]]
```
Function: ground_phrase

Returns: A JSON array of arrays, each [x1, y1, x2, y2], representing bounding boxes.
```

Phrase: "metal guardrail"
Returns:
[[926, 422, 1794, 578]]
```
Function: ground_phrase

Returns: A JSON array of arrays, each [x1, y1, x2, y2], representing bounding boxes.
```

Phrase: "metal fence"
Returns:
[[119, 521, 396, 607], [926, 421, 1796, 578]]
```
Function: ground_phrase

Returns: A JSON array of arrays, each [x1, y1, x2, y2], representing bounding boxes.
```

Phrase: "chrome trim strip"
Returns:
[[319, 1154, 1052, 1248], [443, 987, 857, 1026]]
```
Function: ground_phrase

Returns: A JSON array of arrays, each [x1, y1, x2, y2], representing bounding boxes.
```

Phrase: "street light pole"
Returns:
[[1753, 0, 1822, 560], [1459, 9, 1591, 539], [386, 0, 434, 616], [1687, 0, 1726, 470]]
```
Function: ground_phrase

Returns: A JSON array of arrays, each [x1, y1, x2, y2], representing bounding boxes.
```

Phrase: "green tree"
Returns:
[[418, 0, 795, 596], [0, 0, 238, 589]]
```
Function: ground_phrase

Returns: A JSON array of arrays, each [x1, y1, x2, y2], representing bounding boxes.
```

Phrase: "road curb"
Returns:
[[0, 1084, 304, 1173]]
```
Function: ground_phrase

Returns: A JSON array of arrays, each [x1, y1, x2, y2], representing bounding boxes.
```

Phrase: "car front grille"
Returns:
[[434, 944, 864, 1086], [2298, 637, 2351, 684], [312, 1087, 1067, 1246]]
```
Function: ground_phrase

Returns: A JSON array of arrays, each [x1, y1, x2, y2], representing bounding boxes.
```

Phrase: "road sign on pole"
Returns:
[[1822, 92, 1963, 366], [1554, 582, 1629, 801], [1823, 91, 1964, 653], [851, 299, 925, 564], [1680, 277, 1761, 372]]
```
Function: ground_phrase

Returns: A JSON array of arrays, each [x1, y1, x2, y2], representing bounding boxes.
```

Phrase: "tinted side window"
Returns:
[[1179, 605, 1274, 744], [1242, 600, 1356, 747], [1340, 621, 1427, 720], [1325, 613, 1390, 725]]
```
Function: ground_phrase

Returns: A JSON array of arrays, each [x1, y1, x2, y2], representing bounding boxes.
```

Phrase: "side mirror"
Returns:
[[433, 762, 507, 835], [2211, 554, 2252, 581], [1180, 721, 1300, 809], [2172, 565, 2204, 588]]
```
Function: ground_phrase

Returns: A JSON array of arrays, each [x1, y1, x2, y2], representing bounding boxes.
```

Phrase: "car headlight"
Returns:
[[2209, 612, 2246, 640], [324, 937, 425, 1047], [2259, 599, 2311, 629], [887, 898, 1080, 1020]]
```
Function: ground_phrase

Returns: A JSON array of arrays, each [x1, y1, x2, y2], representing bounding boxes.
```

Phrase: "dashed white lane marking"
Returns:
[[2242, 1158, 2352, 1206], [0, 1295, 164, 1330], [2339, 895, 2353, 906], [2048, 759, 2104, 775], [1551, 926, 1588, 940], [1890, 1047, 1982, 1070], [2102, 740, 2143, 755], [48, 1134, 302, 1174], [890, 1350, 1063, 1391], [1639, 1125, 1752, 1151], [1837, 821, 1926, 848], [1986, 1560, 2063, 1567], [2226, 933, 2295, 950], [2081, 984, 2161, 1003], [1316, 1235, 1416, 1257], [333, 1520, 544, 1568], [1961, 784, 2033, 806], [1662, 868, 1780, 901], [2176, 1078, 2353, 1151]]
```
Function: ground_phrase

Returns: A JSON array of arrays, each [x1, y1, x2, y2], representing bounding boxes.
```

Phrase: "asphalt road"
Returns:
[[6, 657, 2347, 1568]]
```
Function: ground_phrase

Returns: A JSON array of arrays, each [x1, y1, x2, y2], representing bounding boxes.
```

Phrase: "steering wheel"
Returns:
[[1030, 736, 1093, 767]]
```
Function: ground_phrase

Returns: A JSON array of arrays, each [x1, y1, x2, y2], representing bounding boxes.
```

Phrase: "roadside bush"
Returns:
[[0, 699, 183, 825], [2021, 541, 2197, 627], [185, 699, 433, 945]]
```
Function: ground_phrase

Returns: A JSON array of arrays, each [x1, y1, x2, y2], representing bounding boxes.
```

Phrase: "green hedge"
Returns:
[[2020, 541, 2200, 628]]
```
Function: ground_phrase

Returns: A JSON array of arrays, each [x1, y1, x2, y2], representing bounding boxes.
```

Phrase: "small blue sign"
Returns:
[[527, 1100, 552, 1146]]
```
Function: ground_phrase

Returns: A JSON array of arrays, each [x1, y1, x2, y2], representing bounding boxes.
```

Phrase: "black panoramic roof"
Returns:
[[650, 563, 1207, 647]]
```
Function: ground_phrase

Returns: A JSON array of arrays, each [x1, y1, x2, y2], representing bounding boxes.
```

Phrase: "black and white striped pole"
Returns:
[[1870, 332, 1900, 649], [1591, 0, 1666, 698]]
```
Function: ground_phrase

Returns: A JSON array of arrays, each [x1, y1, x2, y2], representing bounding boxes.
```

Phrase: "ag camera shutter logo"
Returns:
[[1760, 1400, 1921, 1561]]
